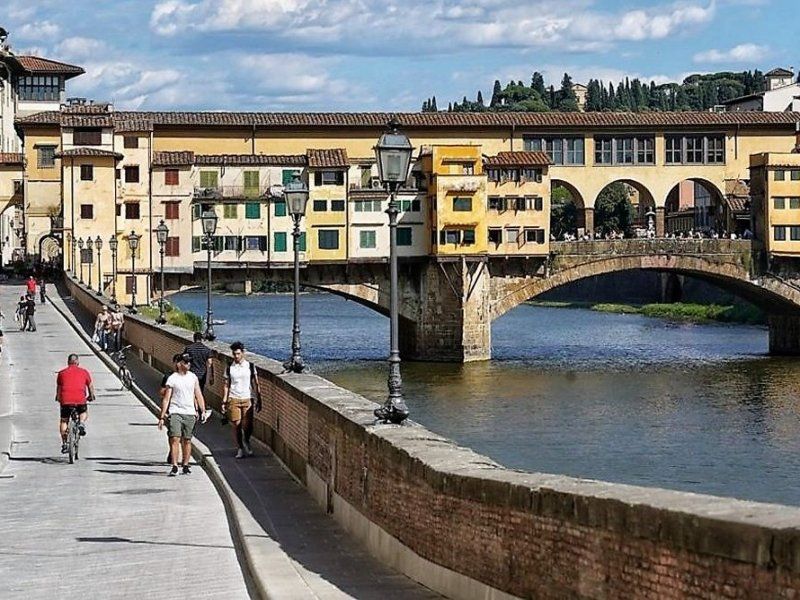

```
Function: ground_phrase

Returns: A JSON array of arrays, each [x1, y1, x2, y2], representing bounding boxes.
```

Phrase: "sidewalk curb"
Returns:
[[47, 292, 282, 600]]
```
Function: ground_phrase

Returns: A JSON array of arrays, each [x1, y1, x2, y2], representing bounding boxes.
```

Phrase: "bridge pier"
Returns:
[[583, 207, 594, 235], [400, 259, 492, 362], [768, 315, 800, 355]]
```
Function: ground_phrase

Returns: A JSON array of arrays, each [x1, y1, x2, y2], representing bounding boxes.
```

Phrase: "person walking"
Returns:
[[109, 308, 124, 352], [16, 295, 26, 331], [38, 277, 47, 304], [222, 341, 262, 459], [182, 332, 214, 391], [25, 275, 36, 299], [159, 353, 181, 464], [158, 353, 207, 476], [56, 354, 96, 454], [94, 306, 111, 351], [24, 295, 36, 332]]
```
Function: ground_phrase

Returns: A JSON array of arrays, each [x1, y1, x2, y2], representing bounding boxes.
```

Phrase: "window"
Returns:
[[461, 163, 475, 175], [223, 204, 238, 219], [245, 236, 267, 251], [616, 137, 634, 164], [274, 199, 287, 217], [595, 136, 654, 165], [200, 171, 218, 188], [221, 236, 237, 251], [775, 170, 786, 181], [192, 236, 202, 252], [501, 169, 519, 182], [245, 202, 261, 219], [80, 164, 93, 181], [514, 197, 526, 211], [488, 228, 502, 244], [774, 197, 786, 209], [462, 229, 475, 245], [792, 227, 800, 241], [282, 169, 301, 185], [525, 228, 545, 244], [505, 228, 520, 244], [359, 230, 377, 249], [665, 135, 725, 165], [313, 200, 327, 212], [399, 198, 420, 212], [488, 196, 502, 211], [524, 136, 584, 165], [73, 128, 102, 146], [707, 136, 725, 164], [274, 232, 287, 252], [116, 169, 121, 180], [125, 276, 135, 295], [37, 145, 56, 168], [397, 227, 412, 246], [165, 237, 180, 257], [791, 198, 800, 210], [124, 166, 140, 183], [191, 203, 201, 220], [331, 200, 345, 212], [665, 136, 682, 164], [80, 204, 94, 219], [165, 169, 179, 186], [774, 226, 787, 241], [125, 202, 140, 220], [116, 203, 121, 217], [533, 196, 543, 211], [314, 171, 344, 186], [318, 229, 339, 250], [453, 197, 472, 211], [243, 171, 260, 197], [685, 136, 704, 163], [165, 202, 180, 220], [792, 170, 800, 181], [123, 136, 139, 149], [487, 169, 501, 182], [16, 75, 61, 101], [440, 229, 461, 245], [522, 168, 543, 183], [355, 199, 382, 212], [299, 232, 306, 252]]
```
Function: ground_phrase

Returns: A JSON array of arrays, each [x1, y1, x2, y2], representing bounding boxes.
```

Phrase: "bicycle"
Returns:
[[66, 407, 82, 464], [111, 345, 134, 390]]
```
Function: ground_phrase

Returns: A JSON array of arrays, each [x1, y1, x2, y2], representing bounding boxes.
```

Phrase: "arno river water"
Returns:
[[172, 292, 800, 506]]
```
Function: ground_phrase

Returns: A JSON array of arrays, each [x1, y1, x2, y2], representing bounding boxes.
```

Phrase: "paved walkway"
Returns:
[[0, 282, 251, 599]]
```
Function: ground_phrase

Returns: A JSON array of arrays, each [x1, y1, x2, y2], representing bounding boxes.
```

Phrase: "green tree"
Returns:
[[430, 96, 437, 111], [585, 79, 603, 111], [490, 80, 502, 107], [594, 183, 634, 235], [558, 73, 579, 111], [550, 185, 579, 237], [476, 91, 484, 107], [531, 71, 547, 101]]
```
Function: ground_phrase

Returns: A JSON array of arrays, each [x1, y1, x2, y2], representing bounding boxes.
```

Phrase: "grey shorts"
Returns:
[[167, 414, 197, 439]]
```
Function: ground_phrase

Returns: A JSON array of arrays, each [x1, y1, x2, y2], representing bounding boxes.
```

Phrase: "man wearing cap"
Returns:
[[158, 352, 207, 476]]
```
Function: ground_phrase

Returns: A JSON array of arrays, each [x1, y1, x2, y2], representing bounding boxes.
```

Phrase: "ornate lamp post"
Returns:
[[283, 175, 309, 373], [86, 236, 94, 289], [126, 230, 141, 314], [201, 209, 218, 340], [94, 236, 103, 295], [155, 220, 169, 325], [77, 237, 85, 284], [109, 235, 119, 306], [373, 118, 414, 424], [70, 235, 77, 276]]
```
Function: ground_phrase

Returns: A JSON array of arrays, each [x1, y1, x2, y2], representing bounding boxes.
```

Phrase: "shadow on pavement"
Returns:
[[76, 536, 234, 550]]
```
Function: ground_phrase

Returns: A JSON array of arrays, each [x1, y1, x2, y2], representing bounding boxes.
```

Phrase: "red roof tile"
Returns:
[[152, 151, 195, 167], [0, 153, 24, 166], [195, 154, 307, 166], [484, 151, 552, 166], [55, 148, 123, 159], [307, 148, 348, 168], [15, 56, 84, 77]]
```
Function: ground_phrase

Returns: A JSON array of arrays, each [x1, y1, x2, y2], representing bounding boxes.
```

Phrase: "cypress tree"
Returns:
[[490, 80, 502, 107], [531, 72, 547, 99], [431, 96, 437, 111], [477, 91, 484, 107], [558, 73, 579, 111]]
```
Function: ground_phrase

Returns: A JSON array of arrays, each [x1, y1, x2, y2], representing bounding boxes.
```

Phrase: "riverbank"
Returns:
[[527, 300, 766, 325], [138, 303, 204, 331]]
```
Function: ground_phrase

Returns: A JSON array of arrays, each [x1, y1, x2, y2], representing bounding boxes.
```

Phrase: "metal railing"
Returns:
[[193, 185, 273, 200], [552, 238, 753, 256]]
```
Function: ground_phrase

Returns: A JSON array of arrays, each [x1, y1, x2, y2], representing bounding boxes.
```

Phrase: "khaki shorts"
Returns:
[[168, 413, 197, 439], [226, 397, 251, 422]]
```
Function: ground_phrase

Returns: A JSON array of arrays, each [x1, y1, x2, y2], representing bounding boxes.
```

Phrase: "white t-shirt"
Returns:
[[226, 360, 253, 399], [166, 371, 199, 415]]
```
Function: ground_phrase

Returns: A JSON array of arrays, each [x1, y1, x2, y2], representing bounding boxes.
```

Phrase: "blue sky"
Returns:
[[4, 0, 796, 111]]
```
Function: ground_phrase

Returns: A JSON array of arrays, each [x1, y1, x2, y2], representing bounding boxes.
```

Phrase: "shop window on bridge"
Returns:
[[318, 229, 339, 250], [774, 226, 787, 241], [665, 135, 725, 165], [774, 197, 786, 209], [524, 228, 546, 244], [524, 136, 584, 165], [453, 197, 472, 211], [397, 227, 412, 246]]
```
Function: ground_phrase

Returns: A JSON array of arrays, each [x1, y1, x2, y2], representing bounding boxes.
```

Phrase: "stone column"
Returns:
[[584, 207, 594, 235], [768, 315, 800, 355], [655, 206, 665, 237], [400, 258, 492, 362]]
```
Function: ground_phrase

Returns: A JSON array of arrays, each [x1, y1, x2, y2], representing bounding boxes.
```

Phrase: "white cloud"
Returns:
[[15, 20, 60, 41], [693, 43, 769, 64], [55, 37, 109, 61]]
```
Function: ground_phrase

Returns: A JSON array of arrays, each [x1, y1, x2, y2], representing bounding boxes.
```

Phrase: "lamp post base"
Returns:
[[128, 306, 138, 315], [374, 400, 409, 425], [283, 355, 305, 374]]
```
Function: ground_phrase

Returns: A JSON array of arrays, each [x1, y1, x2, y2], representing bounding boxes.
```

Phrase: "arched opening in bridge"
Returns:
[[38, 234, 62, 266], [592, 180, 656, 237], [0, 200, 21, 268], [550, 180, 586, 239], [664, 178, 738, 237]]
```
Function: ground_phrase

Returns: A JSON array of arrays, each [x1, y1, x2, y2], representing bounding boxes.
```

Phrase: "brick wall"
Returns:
[[65, 275, 800, 599]]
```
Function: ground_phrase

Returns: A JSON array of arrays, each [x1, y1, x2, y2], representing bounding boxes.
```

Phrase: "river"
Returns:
[[171, 291, 800, 506]]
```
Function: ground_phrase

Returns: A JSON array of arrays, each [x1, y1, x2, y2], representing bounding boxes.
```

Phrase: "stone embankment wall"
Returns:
[[65, 275, 800, 599]]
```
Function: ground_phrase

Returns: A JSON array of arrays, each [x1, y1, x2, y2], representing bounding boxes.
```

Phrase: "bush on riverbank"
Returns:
[[139, 303, 204, 332]]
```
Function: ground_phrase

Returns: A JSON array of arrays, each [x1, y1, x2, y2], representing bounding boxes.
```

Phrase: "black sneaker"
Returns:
[[78, 424, 86, 437], [168, 466, 178, 477], [61, 443, 68, 454], [182, 465, 191, 475]]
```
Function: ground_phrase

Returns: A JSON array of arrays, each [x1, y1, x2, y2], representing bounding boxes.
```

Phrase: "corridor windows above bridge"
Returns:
[[486, 168, 543, 183], [353, 199, 382, 212], [523, 136, 584, 165], [438, 228, 475, 245], [665, 135, 725, 165], [594, 136, 654, 165]]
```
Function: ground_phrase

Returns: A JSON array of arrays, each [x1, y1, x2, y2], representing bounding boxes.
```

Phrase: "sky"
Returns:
[[4, 0, 796, 112]]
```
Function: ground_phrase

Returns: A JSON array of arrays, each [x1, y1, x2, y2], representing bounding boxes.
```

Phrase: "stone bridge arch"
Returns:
[[592, 178, 656, 234]]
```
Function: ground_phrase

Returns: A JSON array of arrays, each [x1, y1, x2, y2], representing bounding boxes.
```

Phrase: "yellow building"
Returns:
[[422, 145, 487, 256], [484, 151, 551, 255], [305, 148, 349, 262], [750, 152, 800, 256]]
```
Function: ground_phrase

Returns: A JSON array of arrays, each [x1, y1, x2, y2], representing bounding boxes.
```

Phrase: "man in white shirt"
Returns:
[[222, 341, 261, 459], [158, 353, 207, 476]]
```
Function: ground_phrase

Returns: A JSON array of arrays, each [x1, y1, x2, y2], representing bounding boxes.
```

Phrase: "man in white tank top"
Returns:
[[222, 341, 261, 459]]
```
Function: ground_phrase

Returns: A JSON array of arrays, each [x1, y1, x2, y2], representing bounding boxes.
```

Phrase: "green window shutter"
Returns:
[[224, 204, 238, 219], [244, 171, 259, 198], [191, 204, 201, 220], [274, 199, 287, 217], [359, 230, 376, 249], [245, 202, 261, 219], [200, 171, 218, 188], [274, 232, 287, 252], [299, 232, 307, 252], [397, 227, 412, 246], [282, 169, 299, 185]]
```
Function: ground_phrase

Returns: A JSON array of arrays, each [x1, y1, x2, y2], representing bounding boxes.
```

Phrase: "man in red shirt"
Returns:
[[25, 276, 37, 298], [56, 354, 96, 454]]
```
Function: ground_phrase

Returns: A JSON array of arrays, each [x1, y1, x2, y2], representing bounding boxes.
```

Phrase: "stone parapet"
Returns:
[[64, 274, 800, 599]]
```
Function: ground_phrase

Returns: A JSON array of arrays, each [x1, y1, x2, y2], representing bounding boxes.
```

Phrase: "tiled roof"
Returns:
[[55, 147, 123, 159], [152, 151, 195, 167], [766, 68, 794, 77], [307, 148, 348, 168], [0, 153, 24, 166], [484, 151, 551, 166], [14, 56, 84, 77], [16, 110, 800, 130], [724, 178, 750, 197], [62, 115, 113, 128], [62, 103, 111, 114], [115, 119, 154, 133], [725, 196, 749, 213], [195, 154, 307, 166]]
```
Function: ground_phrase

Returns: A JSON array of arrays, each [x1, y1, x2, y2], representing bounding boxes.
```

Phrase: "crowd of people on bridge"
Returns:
[[556, 227, 753, 242]]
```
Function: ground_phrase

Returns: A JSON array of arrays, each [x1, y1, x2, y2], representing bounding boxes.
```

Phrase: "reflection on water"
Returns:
[[172, 291, 800, 506]]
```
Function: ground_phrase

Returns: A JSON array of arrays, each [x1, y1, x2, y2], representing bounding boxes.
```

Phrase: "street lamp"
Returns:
[[109, 235, 119, 306], [126, 230, 141, 314], [70, 235, 76, 276], [201, 209, 218, 340], [77, 237, 85, 284], [155, 220, 169, 325], [283, 175, 309, 373], [95, 236, 103, 295], [86, 236, 94, 289], [373, 118, 414, 424]]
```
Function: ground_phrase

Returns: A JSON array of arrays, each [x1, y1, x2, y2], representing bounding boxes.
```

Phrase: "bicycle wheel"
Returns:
[[121, 367, 133, 390], [67, 421, 77, 464]]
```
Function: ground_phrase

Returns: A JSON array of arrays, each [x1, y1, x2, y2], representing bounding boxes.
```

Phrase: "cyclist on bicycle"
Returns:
[[56, 354, 96, 454]]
